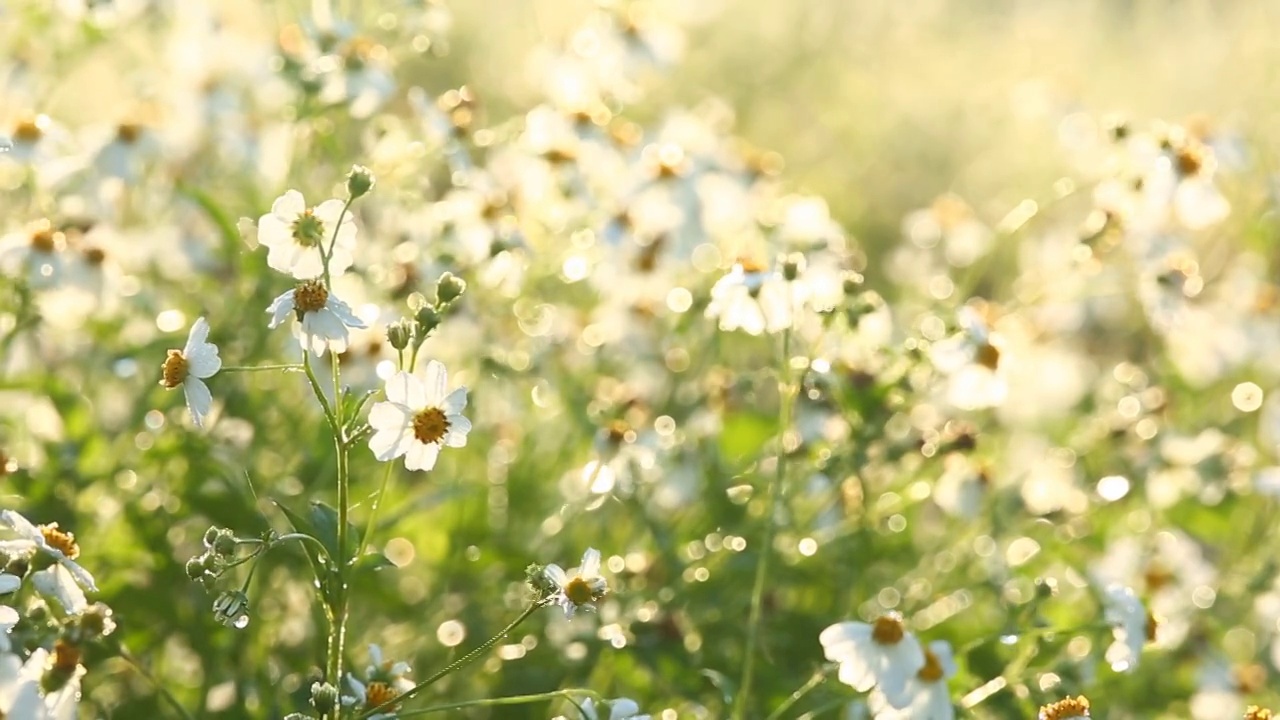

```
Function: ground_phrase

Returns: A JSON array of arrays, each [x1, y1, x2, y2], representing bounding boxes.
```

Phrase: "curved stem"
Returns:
[[763, 669, 828, 720], [322, 198, 353, 288], [359, 601, 549, 719], [734, 326, 793, 720], [397, 689, 599, 717]]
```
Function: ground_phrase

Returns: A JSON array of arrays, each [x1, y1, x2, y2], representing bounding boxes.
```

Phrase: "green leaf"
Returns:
[[309, 500, 358, 565], [700, 668, 737, 709], [272, 499, 333, 604], [350, 552, 395, 574]]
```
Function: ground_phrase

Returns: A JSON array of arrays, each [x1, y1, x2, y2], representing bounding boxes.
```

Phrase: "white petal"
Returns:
[[0, 511, 39, 541], [60, 559, 98, 593], [183, 317, 211, 357], [367, 401, 412, 433], [272, 189, 306, 219], [313, 198, 347, 224], [327, 295, 366, 328], [0, 574, 18, 594], [404, 441, 440, 471], [265, 290, 296, 328], [385, 371, 426, 408], [580, 547, 601, 577], [32, 566, 87, 614], [442, 386, 468, 414], [256, 212, 292, 251], [289, 247, 325, 280], [369, 427, 413, 462], [422, 360, 448, 404], [184, 377, 214, 428], [544, 564, 567, 586]]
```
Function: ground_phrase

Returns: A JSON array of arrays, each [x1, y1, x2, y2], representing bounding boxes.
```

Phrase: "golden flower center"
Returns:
[[564, 576, 596, 606], [871, 615, 906, 645], [364, 681, 399, 710], [1235, 663, 1266, 693], [294, 280, 329, 314], [1145, 612, 1159, 643], [291, 209, 326, 248], [975, 342, 1001, 371], [13, 117, 43, 144], [736, 257, 767, 275], [1039, 695, 1090, 720], [116, 123, 143, 144], [1174, 145, 1205, 177], [634, 236, 666, 273], [1245, 706, 1276, 720], [161, 350, 189, 388], [83, 247, 106, 266], [51, 640, 82, 674], [917, 648, 944, 682], [1142, 563, 1174, 592], [412, 407, 450, 445], [30, 227, 56, 253], [40, 524, 80, 559], [606, 420, 630, 445]]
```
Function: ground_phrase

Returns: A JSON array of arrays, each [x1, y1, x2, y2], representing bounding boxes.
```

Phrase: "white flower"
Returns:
[[1102, 584, 1151, 672], [341, 651, 413, 720], [0, 220, 65, 290], [364, 643, 412, 683], [705, 261, 795, 336], [0, 650, 45, 719], [266, 280, 366, 357], [258, 190, 357, 280], [545, 548, 609, 618], [367, 361, 471, 471], [869, 640, 957, 720], [159, 317, 222, 428], [0, 607, 17, 653], [580, 697, 651, 720], [819, 614, 926, 710], [0, 575, 18, 595], [0, 511, 97, 598]]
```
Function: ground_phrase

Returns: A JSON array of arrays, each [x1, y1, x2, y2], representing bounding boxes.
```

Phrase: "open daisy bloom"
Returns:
[[545, 547, 609, 618], [579, 697, 651, 720], [0, 510, 98, 615], [266, 280, 367, 357], [368, 360, 471, 471], [819, 613, 926, 710], [341, 644, 413, 720], [159, 316, 222, 428], [258, 190, 357, 280]]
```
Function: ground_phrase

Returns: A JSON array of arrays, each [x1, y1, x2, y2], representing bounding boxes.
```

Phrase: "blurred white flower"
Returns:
[[258, 191, 357, 280], [364, 643, 412, 683], [869, 640, 957, 720], [579, 697, 651, 720], [368, 361, 471, 471], [341, 668, 410, 720], [705, 260, 795, 335], [545, 547, 609, 618], [1102, 584, 1152, 672], [0, 607, 17, 653], [159, 317, 222, 428], [0, 220, 65, 290], [820, 614, 926, 709], [267, 280, 367, 356], [0, 511, 97, 615]]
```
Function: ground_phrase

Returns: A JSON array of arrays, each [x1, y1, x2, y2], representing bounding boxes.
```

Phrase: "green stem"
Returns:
[[734, 326, 793, 720], [763, 669, 827, 720], [359, 601, 549, 719], [327, 350, 351, 711], [322, 198, 354, 288], [220, 364, 304, 373], [397, 689, 598, 717], [358, 461, 396, 557], [119, 650, 196, 720], [302, 353, 339, 433]]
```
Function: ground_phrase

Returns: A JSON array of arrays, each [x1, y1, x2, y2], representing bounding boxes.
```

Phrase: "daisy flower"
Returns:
[[1038, 695, 1090, 720], [367, 360, 471, 471], [819, 613, 926, 710], [579, 697, 651, 720], [544, 547, 609, 618], [266, 280, 367, 357], [159, 316, 222, 428], [258, 190, 357, 280], [0, 511, 97, 614], [704, 260, 796, 336], [869, 640, 957, 720], [1102, 584, 1154, 672], [341, 646, 413, 720]]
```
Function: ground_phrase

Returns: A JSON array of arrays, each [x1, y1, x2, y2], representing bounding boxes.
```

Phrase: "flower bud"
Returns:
[[435, 272, 467, 305], [283, 715, 317, 720], [212, 532, 238, 558], [202, 527, 221, 548], [346, 165, 376, 199], [310, 681, 340, 714], [212, 590, 250, 629], [387, 319, 413, 351], [74, 603, 118, 640], [841, 271, 865, 296], [781, 253, 805, 282], [415, 304, 442, 337], [525, 563, 557, 597], [185, 557, 207, 580]]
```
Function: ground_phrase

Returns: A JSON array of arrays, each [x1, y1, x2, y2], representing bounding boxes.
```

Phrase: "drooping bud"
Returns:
[[212, 590, 251, 629], [386, 319, 414, 351], [346, 165, 376, 199]]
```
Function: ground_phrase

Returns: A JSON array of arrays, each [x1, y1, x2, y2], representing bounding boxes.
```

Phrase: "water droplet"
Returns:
[[999, 634, 1018, 645], [233, 614, 250, 629]]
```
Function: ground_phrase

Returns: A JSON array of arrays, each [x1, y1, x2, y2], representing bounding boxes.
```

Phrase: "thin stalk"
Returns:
[[734, 326, 794, 720], [764, 669, 827, 720], [119, 650, 196, 720], [358, 461, 396, 557], [322, 198, 353, 288], [326, 349, 351, 706], [359, 602, 548, 719], [302, 353, 338, 433], [220, 364, 303, 373], [398, 689, 597, 717]]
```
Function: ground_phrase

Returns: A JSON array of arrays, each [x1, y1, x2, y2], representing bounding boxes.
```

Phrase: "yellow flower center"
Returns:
[[605, 420, 630, 445], [116, 123, 143, 144], [29, 224, 57, 254], [1039, 695, 1090, 720], [736, 257, 767, 275], [291, 209, 326, 248], [412, 407, 450, 445], [1142, 562, 1174, 592], [1145, 612, 1159, 643], [294, 279, 329, 314], [39, 524, 80, 559], [161, 350, 189, 388], [1235, 663, 1266, 694], [51, 640, 82, 674], [13, 116, 44, 144], [364, 681, 399, 710], [975, 342, 1001, 371], [564, 576, 596, 606], [1174, 143, 1205, 177], [634, 236, 666, 274], [917, 648, 944, 682], [871, 615, 906, 645], [1246, 706, 1275, 720]]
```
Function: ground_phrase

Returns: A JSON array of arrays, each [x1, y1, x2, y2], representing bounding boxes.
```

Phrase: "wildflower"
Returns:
[[868, 640, 957, 720], [341, 647, 413, 720], [579, 697, 651, 720], [258, 190, 357, 280], [544, 548, 609, 618], [0, 646, 82, 718], [1102, 584, 1153, 672], [0, 573, 18, 595], [159, 316, 222, 428], [364, 644, 412, 684], [0, 606, 17, 652], [1038, 695, 1090, 719], [0, 220, 64, 290], [367, 360, 471, 471], [1246, 707, 1275, 720], [819, 613, 926, 709], [705, 260, 796, 335], [0, 511, 97, 615], [266, 280, 367, 356]]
